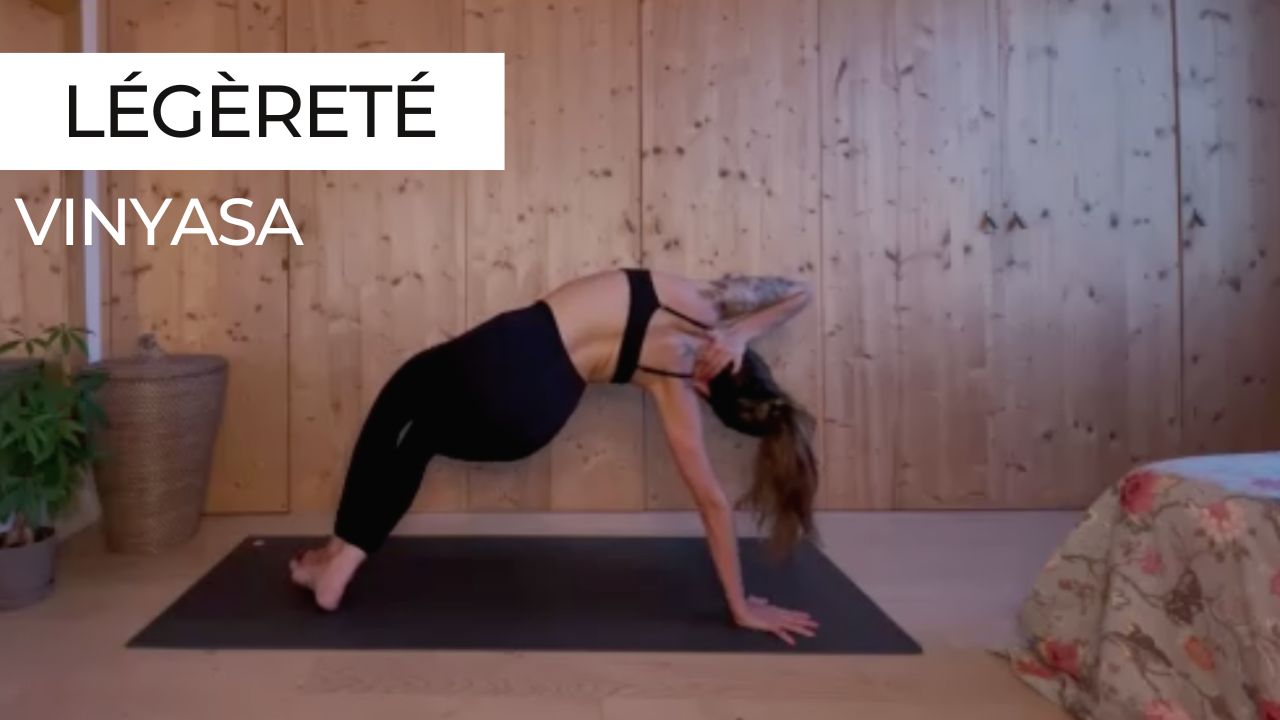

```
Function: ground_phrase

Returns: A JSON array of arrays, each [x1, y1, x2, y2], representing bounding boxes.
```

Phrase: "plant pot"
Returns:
[[0, 357, 40, 389], [0, 527, 55, 610]]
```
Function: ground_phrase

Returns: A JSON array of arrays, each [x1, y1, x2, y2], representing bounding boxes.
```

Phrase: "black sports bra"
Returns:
[[611, 269, 712, 384]]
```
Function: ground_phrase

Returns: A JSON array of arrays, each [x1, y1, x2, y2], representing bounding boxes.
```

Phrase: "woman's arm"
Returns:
[[648, 378, 818, 644], [721, 289, 810, 345], [650, 379, 748, 617], [692, 276, 812, 380], [701, 275, 812, 343]]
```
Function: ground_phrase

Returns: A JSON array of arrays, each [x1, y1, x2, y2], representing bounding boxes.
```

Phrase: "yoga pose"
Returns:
[[291, 268, 820, 644]]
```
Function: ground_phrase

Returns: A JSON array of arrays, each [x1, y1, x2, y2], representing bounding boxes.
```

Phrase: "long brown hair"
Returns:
[[705, 348, 819, 554]]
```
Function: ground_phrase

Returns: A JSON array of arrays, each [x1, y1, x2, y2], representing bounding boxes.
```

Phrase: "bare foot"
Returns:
[[288, 538, 366, 611]]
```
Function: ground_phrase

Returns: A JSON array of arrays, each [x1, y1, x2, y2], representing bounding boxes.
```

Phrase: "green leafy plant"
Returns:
[[0, 325, 105, 548]]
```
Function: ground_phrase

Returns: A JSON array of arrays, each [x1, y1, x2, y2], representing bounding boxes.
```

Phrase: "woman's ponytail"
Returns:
[[705, 347, 820, 554], [742, 398, 819, 554]]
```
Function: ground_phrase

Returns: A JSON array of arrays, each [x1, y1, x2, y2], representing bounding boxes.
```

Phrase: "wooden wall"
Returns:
[[1177, 0, 1280, 454], [641, 0, 822, 507], [285, 0, 470, 515], [0, 0, 79, 339], [285, 0, 645, 514], [467, 0, 646, 511], [820, 0, 1184, 509], [3, 0, 1277, 513], [103, 0, 290, 513], [890, 0, 1183, 508]]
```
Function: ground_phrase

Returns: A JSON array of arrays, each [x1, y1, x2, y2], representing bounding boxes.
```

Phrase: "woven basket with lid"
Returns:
[[89, 337, 228, 554]]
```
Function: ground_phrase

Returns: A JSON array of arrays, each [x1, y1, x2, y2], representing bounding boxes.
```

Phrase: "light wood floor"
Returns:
[[0, 511, 1078, 719]]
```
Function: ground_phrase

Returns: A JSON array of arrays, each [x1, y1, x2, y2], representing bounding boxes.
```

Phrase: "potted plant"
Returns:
[[0, 325, 105, 610]]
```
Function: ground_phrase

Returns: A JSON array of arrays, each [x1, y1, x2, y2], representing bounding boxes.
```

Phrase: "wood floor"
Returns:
[[0, 511, 1077, 719]]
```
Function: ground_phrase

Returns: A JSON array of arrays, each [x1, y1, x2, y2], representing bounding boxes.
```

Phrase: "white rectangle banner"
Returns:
[[0, 53, 505, 171]]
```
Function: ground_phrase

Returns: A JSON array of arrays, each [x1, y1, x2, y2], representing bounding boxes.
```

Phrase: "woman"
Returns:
[[290, 268, 820, 645]]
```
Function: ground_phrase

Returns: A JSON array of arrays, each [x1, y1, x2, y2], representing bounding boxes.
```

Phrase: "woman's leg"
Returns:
[[291, 353, 438, 610], [333, 366, 437, 553]]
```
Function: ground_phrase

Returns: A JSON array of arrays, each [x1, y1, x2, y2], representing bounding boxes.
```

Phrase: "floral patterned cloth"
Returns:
[[1010, 453, 1280, 720]]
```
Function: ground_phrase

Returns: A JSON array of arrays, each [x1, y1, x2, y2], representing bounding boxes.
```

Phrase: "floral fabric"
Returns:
[[1010, 453, 1280, 720]]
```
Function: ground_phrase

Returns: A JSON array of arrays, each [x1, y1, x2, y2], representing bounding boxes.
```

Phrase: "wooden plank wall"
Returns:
[[464, 0, 644, 511], [0, 1, 78, 340], [104, 0, 291, 513], [820, 0, 1183, 509], [284, 0, 470, 514], [6, 0, 1275, 512], [891, 0, 1003, 508], [990, 0, 1182, 507], [819, 0, 901, 509], [1177, 0, 1280, 455], [285, 0, 643, 513], [641, 0, 822, 508]]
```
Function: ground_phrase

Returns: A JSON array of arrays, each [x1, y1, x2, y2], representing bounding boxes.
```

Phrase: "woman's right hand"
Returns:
[[693, 325, 747, 383], [732, 596, 819, 646]]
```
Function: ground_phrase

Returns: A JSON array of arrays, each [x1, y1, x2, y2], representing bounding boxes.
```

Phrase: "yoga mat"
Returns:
[[129, 535, 920, 655]]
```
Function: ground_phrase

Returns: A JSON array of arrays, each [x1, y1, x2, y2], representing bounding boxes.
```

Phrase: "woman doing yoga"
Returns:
[[290, 268, 820, 644]]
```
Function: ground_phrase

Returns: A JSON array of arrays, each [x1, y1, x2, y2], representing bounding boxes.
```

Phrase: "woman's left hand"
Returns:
[[732, 596, 819, 646], [694, 326, 746, 383]]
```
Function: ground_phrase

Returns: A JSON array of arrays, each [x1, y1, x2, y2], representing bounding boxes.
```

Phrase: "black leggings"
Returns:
[[333, 352, 440, 554], [334, 302, 585, 554]]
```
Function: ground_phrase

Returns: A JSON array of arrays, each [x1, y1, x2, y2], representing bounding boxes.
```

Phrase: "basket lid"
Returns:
[[88, 354, 227, 381]]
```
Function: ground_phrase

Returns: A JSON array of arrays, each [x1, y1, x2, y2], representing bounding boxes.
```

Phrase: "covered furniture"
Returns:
[[1010, 453, 1280, 720]]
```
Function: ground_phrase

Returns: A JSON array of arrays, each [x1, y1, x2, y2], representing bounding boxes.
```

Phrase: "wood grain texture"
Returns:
[[285, 0, 469, 513], [821, 0, 1182, 509], [77, 0, 1279, 514], [986, 0, 1181, 507], [640, 0, 822, 509], [0, 173, 73, 337], [463, 0, 644, 511], [1177, 0, 1280, 454], [28, 0, 77, 16], [59, 0, 89, 341], [818, 0, 901, 510], [0, 1, 74, 340], [106, 0, 290, 513], [892, 0, 1002, 508]]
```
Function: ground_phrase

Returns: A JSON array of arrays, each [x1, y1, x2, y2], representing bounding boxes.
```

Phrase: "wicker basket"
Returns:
[[89, 340, 228, 554]]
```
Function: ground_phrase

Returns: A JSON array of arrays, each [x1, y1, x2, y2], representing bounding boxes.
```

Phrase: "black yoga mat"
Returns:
[[129, 535, 920, 655]]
